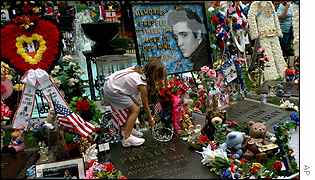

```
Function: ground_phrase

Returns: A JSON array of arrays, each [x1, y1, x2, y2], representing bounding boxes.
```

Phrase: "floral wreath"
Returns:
[[1, 15, 61, 74]]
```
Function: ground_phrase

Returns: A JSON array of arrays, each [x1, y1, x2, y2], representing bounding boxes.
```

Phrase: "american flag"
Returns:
[[54, 103, 95, 137], [111, 106, 129, 129], [154, 102, 162, 115], [110, 102, 162, 129]]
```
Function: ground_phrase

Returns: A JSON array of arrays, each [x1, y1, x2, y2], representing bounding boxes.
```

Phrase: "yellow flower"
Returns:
[[13, 83, 25, 91], [15, 33, 47, 64]]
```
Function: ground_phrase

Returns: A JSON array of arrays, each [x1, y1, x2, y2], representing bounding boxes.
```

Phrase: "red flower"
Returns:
[[104, 162, 114, 173], [239, 158, 247, 165], [76, 99, 90, 112], [272, 160, 282, 172], [198, 135, 209, 144], [87, 160, 96, 169], [119, 175, 128, 179], [218, 40, 225, 49], [211, 15, 219, 24], [1, 102, 13, 120], [226, 120, 238, 127], [209, 141, 218, 150], [286, 69, 296, 76]]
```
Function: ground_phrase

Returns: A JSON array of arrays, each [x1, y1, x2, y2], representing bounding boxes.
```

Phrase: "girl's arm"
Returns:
[[138, 85, 155, 126]]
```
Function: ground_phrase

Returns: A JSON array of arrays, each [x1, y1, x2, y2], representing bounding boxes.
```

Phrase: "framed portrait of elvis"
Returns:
[[35, 158, 85, 179], [131, 2, 212, 74]]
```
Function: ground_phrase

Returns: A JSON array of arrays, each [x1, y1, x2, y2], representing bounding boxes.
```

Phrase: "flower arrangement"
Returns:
[[85, 160, 127, 179], [193, 65, 231, 114], [1, 15, 61, 74], [207, 3, 229, 51], [157, 76, 190, 133], [226, 2, 248, 32], [69, 96, 101, 124], [51, 55, 87, 102]]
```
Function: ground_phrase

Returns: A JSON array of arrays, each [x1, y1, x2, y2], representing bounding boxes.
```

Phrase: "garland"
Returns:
[[1, 15, 61, 74]]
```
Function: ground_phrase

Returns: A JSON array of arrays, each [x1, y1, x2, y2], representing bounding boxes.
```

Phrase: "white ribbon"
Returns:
[[13, 68, 94, 137]]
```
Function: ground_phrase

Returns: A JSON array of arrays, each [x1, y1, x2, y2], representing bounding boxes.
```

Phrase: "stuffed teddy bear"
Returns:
[[220, 131, 245, 159], [243, 121, 277, 162], [202, 111, 226, 141]]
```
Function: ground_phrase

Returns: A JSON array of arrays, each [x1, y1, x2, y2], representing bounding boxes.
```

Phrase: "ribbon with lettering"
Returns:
[[12, 68, 95, 137]]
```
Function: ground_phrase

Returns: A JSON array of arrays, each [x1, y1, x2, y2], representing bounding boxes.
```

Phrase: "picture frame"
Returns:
[[35, 158, 85, 179], [219, 58, 238, 83], [130, 2, 212, 74]]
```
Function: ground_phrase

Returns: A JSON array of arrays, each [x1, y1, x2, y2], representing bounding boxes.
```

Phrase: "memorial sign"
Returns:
[[110, 131, 212, 178], [226, 99, 291, 130], [131, 3, 212, 74]]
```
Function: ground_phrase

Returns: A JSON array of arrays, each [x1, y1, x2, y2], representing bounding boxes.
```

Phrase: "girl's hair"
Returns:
[[143, 60, 166, 102]]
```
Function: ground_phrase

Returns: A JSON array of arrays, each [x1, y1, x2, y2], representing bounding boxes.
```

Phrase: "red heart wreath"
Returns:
[[1, 16, 61, 74]]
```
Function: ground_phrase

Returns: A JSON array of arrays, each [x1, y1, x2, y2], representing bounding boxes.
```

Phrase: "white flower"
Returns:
[[63, 55, 73, 62], [69, 62, 76, 67], [208, 7, 215, 12], [199, 145, 227, 166], [68, 78, 76, 86], [53, 78, 61, 87], [51, 65, 61, 74]]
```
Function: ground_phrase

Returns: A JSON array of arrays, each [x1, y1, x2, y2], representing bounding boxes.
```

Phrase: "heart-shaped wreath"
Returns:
[[1, 16, 61, 74]]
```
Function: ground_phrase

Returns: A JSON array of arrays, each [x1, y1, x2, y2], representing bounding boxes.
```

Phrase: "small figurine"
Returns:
[[38, 141, 49, 162]]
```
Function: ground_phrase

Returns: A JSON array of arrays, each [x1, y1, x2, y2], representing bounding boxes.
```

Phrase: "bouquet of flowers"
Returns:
[[85, 160, 127, 179], [69, 96, 101, 124], [157, 76, 190, 133], [51, 55, 87, 102]]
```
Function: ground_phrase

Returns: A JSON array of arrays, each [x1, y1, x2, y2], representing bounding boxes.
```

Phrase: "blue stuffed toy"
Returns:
[[220, 131, 245, 159], [290, 111, 299, 126]]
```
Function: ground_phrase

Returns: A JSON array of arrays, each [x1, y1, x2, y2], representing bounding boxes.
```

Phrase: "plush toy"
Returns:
[[202, 111, 225, 141], [243, 121, 277, 162], [220, 131, 245, 159], [2, 129, 25, 154], [290, 111, 299, 126]]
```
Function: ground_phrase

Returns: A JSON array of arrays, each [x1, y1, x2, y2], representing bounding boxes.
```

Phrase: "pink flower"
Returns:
[[235, 58, 246, 64], [265, 56, 271, 61], [257, 47, 265, 52], [85, 168, 95, 179], [200, 66, 210, 73], [0, 80, 13, 100], [207, 69, 217, 78]]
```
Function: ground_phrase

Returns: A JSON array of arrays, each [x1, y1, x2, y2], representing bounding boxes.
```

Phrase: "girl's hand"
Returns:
[[148, 115, 155, 127]]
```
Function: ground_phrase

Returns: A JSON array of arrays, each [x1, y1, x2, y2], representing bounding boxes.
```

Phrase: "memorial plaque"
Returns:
[[226, 99, 291, 130], [110, 131, 213, 178]]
